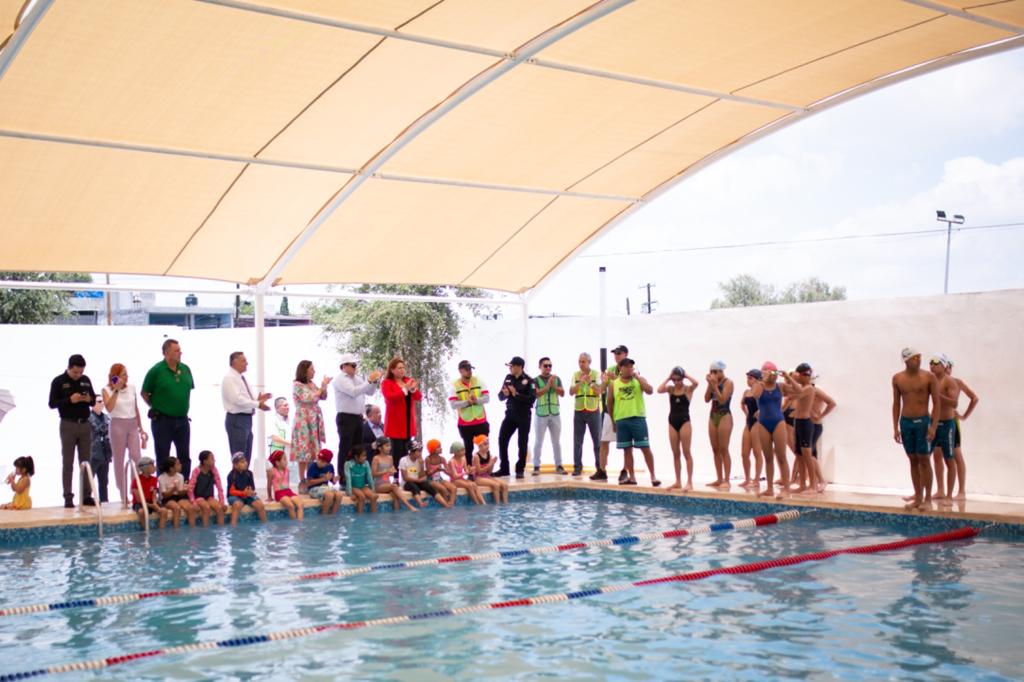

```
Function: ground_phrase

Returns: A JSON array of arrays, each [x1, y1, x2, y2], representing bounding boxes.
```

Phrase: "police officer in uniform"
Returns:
[[496, 356, 536, 479]]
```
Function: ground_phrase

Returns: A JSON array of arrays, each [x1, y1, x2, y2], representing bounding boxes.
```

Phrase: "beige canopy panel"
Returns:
[[0, 0, 1021, 293]]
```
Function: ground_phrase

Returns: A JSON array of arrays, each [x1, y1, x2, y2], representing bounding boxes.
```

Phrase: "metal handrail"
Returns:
[[78, 461, 103, 538], [124, 459, 149, 538]]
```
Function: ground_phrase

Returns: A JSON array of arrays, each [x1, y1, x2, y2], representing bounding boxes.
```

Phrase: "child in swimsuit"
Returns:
[[226, 453, 268, 525], [1, 456, 33, 510], [158, 456, 196, 527], [305, 448, 343, 515], [425, 439, 457, 506], [739, 370, 764, 489], [132, 456, 168, 530], [344, 445, 377, 513], [472, 435, 509, 503], [188, 450, 226, 526], [270, 450, 304, 521], [371, 437, 416, 512], [446, 441, 485, 505]]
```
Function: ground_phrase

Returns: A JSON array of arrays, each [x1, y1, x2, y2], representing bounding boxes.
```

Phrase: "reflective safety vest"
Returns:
[[573, 370, 600, 412], [451, 376, 487, 426], [535, 376, 561, 417]]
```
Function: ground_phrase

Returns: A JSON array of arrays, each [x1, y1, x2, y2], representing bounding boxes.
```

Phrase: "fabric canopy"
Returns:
[[0, 0, 1021, 293]]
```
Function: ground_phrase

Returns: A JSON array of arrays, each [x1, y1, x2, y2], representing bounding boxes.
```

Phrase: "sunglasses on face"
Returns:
[[541, 364, 552, 368]]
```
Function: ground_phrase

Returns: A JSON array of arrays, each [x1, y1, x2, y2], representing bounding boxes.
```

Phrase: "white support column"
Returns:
[[253, 291, 267, 488], [598, 266, 608, 373], [521, 295, 530, 363]]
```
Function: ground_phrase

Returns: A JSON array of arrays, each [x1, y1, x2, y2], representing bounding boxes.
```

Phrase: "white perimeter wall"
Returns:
[[1, 289, 1020, 508]]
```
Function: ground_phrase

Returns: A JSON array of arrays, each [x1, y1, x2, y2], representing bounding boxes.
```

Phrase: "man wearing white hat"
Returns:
[[332, 353, 382, 482], [892, 347, 941, 511]]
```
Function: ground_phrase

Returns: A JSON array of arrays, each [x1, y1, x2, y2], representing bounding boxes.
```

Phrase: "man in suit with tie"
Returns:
[[221, 351, 271, 464]]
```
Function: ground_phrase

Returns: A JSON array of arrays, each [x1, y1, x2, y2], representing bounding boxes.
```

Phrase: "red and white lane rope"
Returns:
[[0, 527, 978, 681], [0, 511, 801, 619], [280, 510, 802, 584]]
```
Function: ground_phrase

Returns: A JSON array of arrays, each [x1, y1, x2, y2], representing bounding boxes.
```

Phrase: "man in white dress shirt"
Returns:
[[221, 351, 270, 464], [332, 353, 382, 482]]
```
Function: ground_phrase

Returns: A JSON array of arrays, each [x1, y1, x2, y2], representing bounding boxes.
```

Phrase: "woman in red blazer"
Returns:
[[381, 357, 422, 463]]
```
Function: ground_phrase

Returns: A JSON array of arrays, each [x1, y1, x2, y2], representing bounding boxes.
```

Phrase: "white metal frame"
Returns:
[[0, 0, 54, 81], [79, 461, 104, 538], [125, 459, 149, 538]]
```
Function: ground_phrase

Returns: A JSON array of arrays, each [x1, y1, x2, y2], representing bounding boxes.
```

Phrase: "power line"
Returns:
[[582, 221, 1024, 259]]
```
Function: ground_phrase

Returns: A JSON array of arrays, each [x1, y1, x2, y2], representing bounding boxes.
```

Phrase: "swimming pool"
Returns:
[[0, 491, 1020, 680]]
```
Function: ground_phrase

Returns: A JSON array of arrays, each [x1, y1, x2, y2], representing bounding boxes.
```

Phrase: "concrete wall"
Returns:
[[1, 289, 1019, 508]]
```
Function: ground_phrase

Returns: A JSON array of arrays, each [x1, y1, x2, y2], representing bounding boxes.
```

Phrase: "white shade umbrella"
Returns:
[[0, 389, 15, 423]]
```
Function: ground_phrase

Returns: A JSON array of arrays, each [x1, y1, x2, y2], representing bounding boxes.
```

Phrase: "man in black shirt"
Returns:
[[497, 356, 536, 479], [48, 354, 96, 507]]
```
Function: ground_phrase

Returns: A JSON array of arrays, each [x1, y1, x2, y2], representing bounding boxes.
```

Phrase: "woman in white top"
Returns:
[[102, 362, 148, 506]]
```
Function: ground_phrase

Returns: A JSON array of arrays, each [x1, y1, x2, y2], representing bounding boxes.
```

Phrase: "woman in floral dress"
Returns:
[[291, 360, 331, 486]]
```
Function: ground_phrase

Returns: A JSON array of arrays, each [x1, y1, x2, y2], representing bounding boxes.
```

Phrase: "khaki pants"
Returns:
[[60, 419, 91, 501]]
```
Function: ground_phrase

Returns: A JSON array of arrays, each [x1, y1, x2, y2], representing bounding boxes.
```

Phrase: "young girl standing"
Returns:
[[1, 456, 33, 510], [658, 367, 698, 492]]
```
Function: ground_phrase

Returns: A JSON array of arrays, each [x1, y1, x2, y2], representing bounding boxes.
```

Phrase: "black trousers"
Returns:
[[336, 412, 364, 481], [498, 412, 531, 475], [152, 415, 191, 479], [458, 422, 490, 456]]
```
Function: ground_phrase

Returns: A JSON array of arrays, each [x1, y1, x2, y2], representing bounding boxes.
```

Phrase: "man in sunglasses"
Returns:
[[532, 357, 566, 476]]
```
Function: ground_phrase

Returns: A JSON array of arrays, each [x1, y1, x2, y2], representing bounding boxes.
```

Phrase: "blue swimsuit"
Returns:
[[757, 386, 785, 433]]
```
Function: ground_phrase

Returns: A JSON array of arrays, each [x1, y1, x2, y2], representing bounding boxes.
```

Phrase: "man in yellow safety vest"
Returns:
[[449, 360, 490, 452]]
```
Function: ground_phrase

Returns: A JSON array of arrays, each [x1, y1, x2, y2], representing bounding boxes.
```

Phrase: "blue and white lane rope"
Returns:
[[282, 510, 802, 583], [0, 511, 800, 619], [0, 527, 978, 681]]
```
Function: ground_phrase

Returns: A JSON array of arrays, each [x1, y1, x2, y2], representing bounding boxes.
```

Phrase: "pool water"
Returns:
[[0, 496, 1021, 680]]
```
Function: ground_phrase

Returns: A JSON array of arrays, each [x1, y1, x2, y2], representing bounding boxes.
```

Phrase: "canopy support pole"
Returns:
[[598, 266, 608, 375], [253, 291, 267, 488], [520, 295, 530, 364]]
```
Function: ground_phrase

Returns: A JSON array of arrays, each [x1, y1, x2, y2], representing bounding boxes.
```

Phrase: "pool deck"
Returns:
[[2, 473, 1022, 535]]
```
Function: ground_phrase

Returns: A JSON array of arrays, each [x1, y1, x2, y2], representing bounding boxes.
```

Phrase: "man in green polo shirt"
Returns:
[[532, 357, 566, 476], [141, 338, 195, 478], [608, 357, 660, 487]]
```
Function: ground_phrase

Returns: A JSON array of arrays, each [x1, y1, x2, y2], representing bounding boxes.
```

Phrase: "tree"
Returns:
[[310, 284, 490, 418], [0, 272, 94, 324], [711, 274, 845, 309], [278, 296, 290, 316]]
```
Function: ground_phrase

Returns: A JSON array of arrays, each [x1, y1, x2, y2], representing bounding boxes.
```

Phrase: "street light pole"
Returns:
[[935, 211, 965, 295]]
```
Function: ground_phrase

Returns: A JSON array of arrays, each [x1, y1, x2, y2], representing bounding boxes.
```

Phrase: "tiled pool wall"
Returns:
[[1, 487, 1020, 546]]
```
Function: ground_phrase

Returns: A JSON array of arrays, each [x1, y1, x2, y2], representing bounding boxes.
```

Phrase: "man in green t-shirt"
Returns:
[[607, 357, 659, 487], [141, 338, 195, 478], [532, 357, 566, 475]]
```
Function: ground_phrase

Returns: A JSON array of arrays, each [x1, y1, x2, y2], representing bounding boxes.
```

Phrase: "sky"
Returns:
[[108, 46, 1024, 317]]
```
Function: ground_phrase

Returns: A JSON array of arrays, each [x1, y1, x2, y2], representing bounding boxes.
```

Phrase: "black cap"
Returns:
[[611, 344, 628, 354], [617, 357, 635, 367], [507, 356, 525, 367], [458, 360, 474, 371], [795, 362, 813, 375], [746, 368, 763, 380], [68, 354, 86, 368]]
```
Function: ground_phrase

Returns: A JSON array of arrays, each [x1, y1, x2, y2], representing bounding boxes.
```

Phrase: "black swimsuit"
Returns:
[[743, 396, 758, 431], [669, 392, 691, 430]]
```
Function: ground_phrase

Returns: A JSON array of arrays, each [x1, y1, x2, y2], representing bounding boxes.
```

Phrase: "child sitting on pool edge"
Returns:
[[131, 456, 168, 530], [344, 445, 377, 514], [1, 456, 34, 510], [305, 448, 343, 515], [226, 452, 268, 526], [425, 439, 458, 506], [472, 435, 509, 504], [269, 450, 303, 521], [446, 441, 485, 506]]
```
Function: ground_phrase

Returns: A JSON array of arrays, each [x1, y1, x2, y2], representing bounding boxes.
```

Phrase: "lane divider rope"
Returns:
[[279, 510, 802, 584], [0, 511, 800, 618], [0, 526, 978, 680]]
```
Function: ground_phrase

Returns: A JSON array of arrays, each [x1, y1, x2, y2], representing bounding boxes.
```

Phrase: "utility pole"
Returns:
[[104, 273, 112, 326], [639, 283, 657, 314], [625, 298, 630, 316]]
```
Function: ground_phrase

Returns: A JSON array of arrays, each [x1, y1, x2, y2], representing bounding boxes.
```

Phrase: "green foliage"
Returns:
[[278, 296, 290, 316], [0, 272, 94, 324], [310, 285, 489, 416], [711, 274, 846, 309]]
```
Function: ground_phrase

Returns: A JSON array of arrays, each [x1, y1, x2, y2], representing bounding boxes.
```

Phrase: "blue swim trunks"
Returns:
[[899, 416, 931, 456], [934, 419, 957, 460], [615, 417, 650, 449]]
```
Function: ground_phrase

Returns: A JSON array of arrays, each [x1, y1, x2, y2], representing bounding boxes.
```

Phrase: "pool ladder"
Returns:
[[122, 459, 150, 538], [78, 462, 104, 538]]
